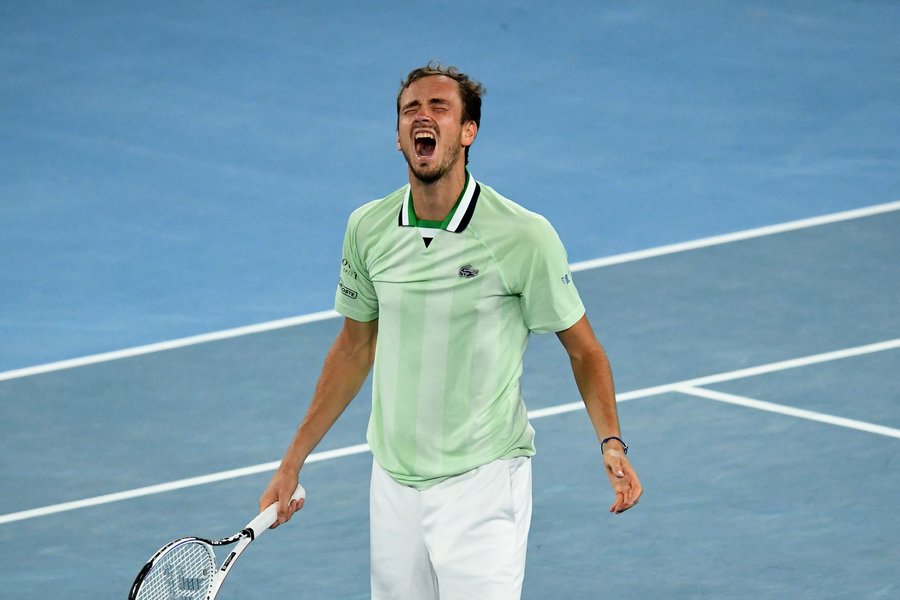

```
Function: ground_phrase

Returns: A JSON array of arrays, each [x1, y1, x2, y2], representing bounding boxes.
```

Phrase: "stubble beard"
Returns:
[[402, 144, 462, 185]]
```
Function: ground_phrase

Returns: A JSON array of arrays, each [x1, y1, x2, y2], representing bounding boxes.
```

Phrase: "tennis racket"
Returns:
[[128, 483, 305, 600]]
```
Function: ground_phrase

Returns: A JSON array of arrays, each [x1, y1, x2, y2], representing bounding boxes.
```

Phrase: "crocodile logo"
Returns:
[[458, 264, 479, 278]]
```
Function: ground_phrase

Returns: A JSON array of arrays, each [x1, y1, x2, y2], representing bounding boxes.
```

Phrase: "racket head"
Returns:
[[129, 537, 216, 600]]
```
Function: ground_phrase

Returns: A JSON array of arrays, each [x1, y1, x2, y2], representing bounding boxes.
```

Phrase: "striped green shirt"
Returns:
[[335, 173, 584, 489]]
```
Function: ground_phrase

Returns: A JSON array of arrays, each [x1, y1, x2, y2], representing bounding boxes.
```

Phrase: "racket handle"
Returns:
[[247, 483, 306, 538]]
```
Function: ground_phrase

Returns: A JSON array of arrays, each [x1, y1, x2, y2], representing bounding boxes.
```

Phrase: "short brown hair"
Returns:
[[397, 62, 486, 163]]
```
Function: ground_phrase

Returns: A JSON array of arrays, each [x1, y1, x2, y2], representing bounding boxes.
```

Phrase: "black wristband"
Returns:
[[601, 436, 628, 455]]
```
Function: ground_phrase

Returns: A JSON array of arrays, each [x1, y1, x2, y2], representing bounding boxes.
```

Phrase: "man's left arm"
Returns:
[[556, 314, 642, 514]]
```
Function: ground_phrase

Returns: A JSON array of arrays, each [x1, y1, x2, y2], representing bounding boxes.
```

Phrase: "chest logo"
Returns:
[[458, 264, 480, 279]]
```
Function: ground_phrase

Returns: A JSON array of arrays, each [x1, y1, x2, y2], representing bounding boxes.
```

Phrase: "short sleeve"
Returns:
[[519, 217, 585, 334], [333, 211, 379, 322]]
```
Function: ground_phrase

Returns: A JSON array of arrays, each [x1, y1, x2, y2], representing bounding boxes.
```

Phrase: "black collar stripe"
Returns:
[[397, 176, 479, 233], [450, 182, 479, 233], [444, 176, 478, 233]]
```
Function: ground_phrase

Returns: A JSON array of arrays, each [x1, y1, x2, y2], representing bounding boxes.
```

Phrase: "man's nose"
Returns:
[[414, 108, 433, 123]]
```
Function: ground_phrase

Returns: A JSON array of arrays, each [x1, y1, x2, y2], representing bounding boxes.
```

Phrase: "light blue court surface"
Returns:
[[1, 2, 899, 599], [2, 0, 899, 371]]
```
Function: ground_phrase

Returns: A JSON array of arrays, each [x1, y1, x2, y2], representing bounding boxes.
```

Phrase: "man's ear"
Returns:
[[462, 121, 478, 147]]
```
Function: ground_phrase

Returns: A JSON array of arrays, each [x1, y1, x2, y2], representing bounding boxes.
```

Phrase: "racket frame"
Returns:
[[129, 484, 305, 600]]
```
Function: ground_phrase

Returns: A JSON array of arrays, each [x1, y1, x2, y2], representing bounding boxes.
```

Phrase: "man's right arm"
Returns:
[[260, 316, 378, 526]]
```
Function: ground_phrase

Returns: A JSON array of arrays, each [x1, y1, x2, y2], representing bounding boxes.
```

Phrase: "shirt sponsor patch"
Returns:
[[341, 258, 358, 280], [339, 278, 358, 299]]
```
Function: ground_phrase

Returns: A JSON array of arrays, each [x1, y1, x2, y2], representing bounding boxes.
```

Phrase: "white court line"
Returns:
[[0, 444, 369, 526], [674, 385, 900, 439], [0, 310, 339, 383], [525, 338, 900, 418], [2, 200, 898, 383], [569, 199, 900, 271], [2, 338, 897, 526]]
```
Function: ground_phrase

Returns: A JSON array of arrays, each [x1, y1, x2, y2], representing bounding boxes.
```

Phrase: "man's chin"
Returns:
[[412, 168, 443, 184], [408, 161, 447, 184], [402, 147, 460, 184]]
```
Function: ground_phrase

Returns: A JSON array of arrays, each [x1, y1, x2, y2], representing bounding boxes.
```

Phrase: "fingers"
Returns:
[[271, 501, 290, 529], [605, 456, 642, 514], [608, 486, 640, 514], [263, 478, 306, 529], [275, 496, 290, 528], [274, 495, 305, 528], [608, 481, 641, 513], [284, 497, 306, 522]]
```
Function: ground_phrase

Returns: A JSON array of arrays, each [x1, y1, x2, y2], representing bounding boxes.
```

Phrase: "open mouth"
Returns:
[[414, 131, 437, 158]]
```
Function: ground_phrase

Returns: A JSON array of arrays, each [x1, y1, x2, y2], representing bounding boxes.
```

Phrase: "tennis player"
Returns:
[[261, 62, 642, 600]]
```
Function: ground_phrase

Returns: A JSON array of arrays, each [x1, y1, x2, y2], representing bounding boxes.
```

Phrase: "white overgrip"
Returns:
[[245, 483, 305, 538]]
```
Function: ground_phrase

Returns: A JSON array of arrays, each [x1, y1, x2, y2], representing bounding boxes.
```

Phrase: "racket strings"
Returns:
[[136, 541, 216, 600]]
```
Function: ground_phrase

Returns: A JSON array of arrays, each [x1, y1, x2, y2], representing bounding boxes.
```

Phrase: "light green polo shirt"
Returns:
[[335, 173, 584, 489]]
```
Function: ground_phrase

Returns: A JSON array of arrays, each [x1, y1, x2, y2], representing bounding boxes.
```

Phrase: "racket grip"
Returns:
[[247, 483, 306, 537]]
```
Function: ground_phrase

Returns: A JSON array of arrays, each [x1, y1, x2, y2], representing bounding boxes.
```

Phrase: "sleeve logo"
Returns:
[[561, 272, 572, 285], [338, 278, 358, 299], [341, 258, 358, 280]]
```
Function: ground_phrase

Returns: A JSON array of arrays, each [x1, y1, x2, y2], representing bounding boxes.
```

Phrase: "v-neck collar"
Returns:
[[398, 171, 480, 233]]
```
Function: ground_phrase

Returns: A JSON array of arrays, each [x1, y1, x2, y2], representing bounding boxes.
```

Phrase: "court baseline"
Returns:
[[2, 200, 897, 384], [2, 336, 896, 526]]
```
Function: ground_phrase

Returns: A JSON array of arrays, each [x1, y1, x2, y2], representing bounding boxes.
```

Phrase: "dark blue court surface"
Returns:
[[1, 2, 898, 599]]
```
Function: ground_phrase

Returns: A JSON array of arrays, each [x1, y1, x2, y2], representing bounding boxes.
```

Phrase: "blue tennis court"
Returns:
[[1, 2, 898, 599]]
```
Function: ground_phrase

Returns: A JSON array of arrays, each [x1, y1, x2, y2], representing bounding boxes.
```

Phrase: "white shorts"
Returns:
[[370, 457, 533, 600]]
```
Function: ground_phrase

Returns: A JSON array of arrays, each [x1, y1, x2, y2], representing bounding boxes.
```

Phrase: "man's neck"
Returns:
[[409, 166, 468, 221]]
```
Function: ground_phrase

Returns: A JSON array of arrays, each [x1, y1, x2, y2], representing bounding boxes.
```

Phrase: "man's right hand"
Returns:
[[260, 468, 305, 528]]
